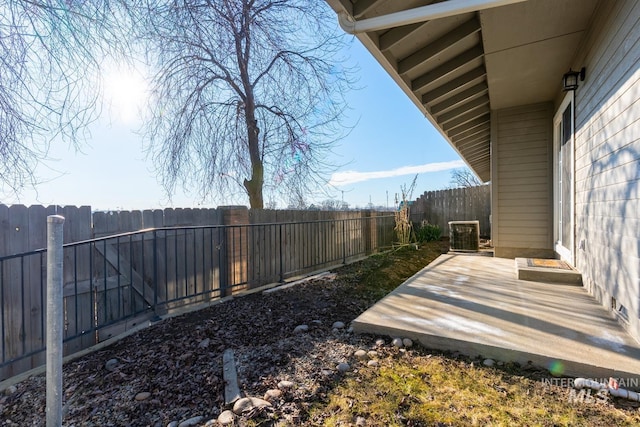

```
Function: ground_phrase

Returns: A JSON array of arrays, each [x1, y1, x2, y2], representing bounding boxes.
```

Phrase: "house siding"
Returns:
[[493, 103, 554, 258], [572, 0, 640, 341]]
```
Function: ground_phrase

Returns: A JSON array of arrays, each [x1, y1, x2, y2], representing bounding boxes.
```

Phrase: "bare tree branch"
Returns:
[[0, 0, 133, 197], [449, 168, 483, 188], [138, 0, 355, 208]]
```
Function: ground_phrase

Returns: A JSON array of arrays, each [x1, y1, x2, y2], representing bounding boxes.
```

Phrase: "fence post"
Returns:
[[279, 223, 284, 284], [218, 206, 249, 294], [152, 230, 160, 320], [342, 219, 346, 264], [46, 215, 64, 427]]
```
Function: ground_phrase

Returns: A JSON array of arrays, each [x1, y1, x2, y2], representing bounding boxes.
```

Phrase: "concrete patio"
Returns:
[[352, 253, 640, 382]]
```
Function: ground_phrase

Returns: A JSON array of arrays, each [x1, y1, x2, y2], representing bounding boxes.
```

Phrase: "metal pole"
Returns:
[[46, 215, 65, 427], [342, 219, 346, 264], [279, 224, 284, 283]]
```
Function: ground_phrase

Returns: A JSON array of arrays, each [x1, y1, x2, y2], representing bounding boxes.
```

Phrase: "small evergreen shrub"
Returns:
[[416, 221, 441, 242]]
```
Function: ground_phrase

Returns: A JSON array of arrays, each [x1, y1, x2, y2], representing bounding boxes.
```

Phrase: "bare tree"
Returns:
[[138, 0, 352, 208], [449, 168, 483, 188], [320, 198, 349, 211], [0, 1, 132, 196]]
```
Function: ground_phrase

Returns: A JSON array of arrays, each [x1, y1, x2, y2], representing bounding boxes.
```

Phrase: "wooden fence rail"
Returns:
[[410, 185, 491, 237]]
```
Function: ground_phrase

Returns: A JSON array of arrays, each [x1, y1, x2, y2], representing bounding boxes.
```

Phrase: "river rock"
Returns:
[[367, 360, 379, 368], [332, 321, 345, 329], [277, 380, 295, 390], [217, 410, 236, 426], [293, 324, 309, 334], [105, 358, 119, 372], [402, 338, 413, 348], [354, 350, 368, 360], [135, 392, 151, 401], [264, 389, 282, 401], [178, 416, 203, 427], [392, 338, 403, 348], [483, 358, 496, 367], [336, 362, 350, 373], [233, 397, 272, 414]]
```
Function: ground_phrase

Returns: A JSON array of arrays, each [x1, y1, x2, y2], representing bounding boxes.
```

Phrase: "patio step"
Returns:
[[515, 258, 582, 285]]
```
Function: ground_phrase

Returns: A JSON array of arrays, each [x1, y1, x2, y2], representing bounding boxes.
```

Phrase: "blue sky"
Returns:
[[6, 37, 464, 211]]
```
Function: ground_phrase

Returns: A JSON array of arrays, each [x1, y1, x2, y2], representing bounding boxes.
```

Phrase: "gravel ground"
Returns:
[[0, 243, 450, 427]]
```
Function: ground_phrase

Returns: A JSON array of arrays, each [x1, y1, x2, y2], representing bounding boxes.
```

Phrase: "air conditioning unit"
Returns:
[[449, 221, 480, 252]]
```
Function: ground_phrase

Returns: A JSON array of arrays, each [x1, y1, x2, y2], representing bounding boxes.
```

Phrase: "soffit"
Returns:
[[325, 0, 599, 182]]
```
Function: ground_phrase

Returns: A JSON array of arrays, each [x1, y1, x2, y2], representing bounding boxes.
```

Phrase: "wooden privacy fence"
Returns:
[[411, 185, 491, 237], [0, 204, 394, 381]]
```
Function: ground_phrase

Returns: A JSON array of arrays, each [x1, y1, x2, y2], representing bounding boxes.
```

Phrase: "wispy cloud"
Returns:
[[329, 160, 465, 186]]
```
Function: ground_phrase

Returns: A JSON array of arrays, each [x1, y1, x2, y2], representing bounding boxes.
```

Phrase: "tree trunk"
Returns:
[[244, 171, 264, 208], [243, 100, 264, 209]]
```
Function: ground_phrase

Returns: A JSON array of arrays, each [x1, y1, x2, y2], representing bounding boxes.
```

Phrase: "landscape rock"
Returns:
[[293, 324, 309, 334], [483, 358, 496, 367], [277, 380, 295, 390], [178, 416, 203, 427], [4, 385, 17, 395], [367, 360, 379, 368], [392, 338, 403, 348], [402, 338, 413, 348], [356, 416, 367, 426], [332, 321, 345, 329], [264, 389, 282, 401], [198, 338, 210, 348], [336, 362, 350, 373], [232, 397, 272, 415], [354, 349, 368, 360], [375, 338, 386, 346], [167, 422, 178, 427], [105, 358, 119, 372], [217, 410, 236, 426], [135, 392, 151, 401], [321, 369, 333, 377], [367, 350, 378, 358]]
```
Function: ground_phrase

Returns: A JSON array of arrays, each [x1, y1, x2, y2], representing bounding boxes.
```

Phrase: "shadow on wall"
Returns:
[[577, 62, 640, 331]]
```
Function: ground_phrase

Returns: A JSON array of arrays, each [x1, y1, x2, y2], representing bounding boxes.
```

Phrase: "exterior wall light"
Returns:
[[563, 67, 586, 91]]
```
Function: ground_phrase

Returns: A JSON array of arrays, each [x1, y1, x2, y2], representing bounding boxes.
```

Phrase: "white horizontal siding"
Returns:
[[575, 143, 640, 186], [576, 89, 640, 165], [494, 102, 553, 256], [572, 0, 640, 341]]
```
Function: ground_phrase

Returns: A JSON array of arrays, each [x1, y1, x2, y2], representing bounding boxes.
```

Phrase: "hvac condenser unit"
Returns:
[[449, 221, 480, 252]]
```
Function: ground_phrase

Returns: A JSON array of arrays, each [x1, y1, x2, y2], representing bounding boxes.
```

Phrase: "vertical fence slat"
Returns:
[[412, 185, 491, 237]]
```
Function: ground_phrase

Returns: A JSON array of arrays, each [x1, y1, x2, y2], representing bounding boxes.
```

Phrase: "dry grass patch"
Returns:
[[311, 351, 640, 426]]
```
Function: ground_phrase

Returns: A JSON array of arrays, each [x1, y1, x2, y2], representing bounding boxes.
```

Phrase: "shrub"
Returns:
[[416, 221, 441, 242]]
